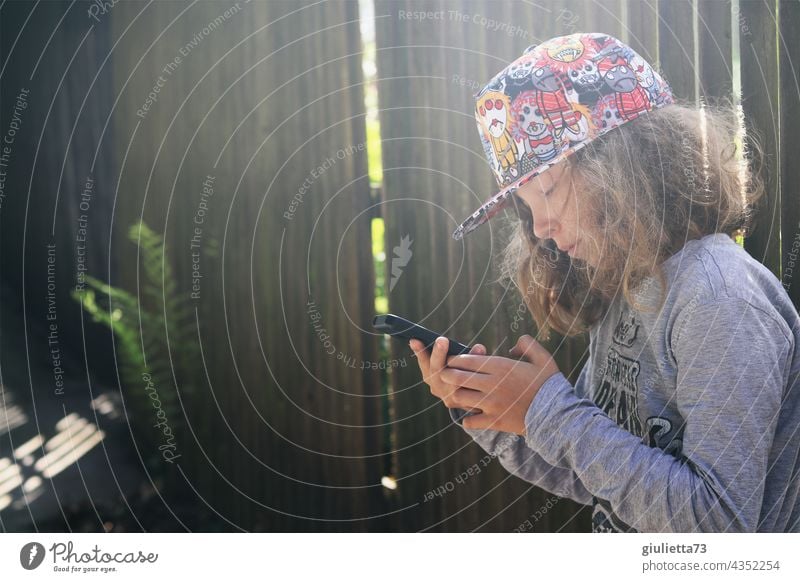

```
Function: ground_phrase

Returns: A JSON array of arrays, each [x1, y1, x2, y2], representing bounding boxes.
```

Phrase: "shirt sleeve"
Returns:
[[448, 358, 594, 506], [524, 296, 791, 532]]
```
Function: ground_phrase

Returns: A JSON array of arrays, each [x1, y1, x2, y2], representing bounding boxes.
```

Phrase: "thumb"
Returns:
[[509, 335, 547, 363], [469, 343, 486, 355]]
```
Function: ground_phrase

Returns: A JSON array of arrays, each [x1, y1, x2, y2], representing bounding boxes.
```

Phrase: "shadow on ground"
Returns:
[[0, 282, 222, 532]]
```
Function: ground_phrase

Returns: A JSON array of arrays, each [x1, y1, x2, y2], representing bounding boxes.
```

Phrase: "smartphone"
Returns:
[[372, 313, 471, 356], [374, 313, 481, 421]]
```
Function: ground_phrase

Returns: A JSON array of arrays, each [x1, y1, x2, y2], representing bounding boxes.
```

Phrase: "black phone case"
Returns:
[[372, 314, 471, 356]]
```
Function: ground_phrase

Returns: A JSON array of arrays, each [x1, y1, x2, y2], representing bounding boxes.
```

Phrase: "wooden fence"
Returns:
[[109, 0, 385, 530], [1, 0, 798, 532], [373, 0, 800, 532]]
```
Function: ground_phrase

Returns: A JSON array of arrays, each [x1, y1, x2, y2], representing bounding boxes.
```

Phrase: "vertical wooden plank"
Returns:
[[698, 0, 733, 103], [375, 0, 591, 533], [346, 0, 390, 529], [587, 0, 625, 38], [779, 0, 800, 309], [278, 0, 384, 530], [0, 0, 119, 393], [624, 0, 659, 62], [739, 0, 781, 274], [658, 0, 699, 103], [111, 0, 384, 531]]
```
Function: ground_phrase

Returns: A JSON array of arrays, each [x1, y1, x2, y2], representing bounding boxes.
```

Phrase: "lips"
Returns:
[[558, 242, 576, 255]]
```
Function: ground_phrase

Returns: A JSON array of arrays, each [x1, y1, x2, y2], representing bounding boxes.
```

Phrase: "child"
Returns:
[[410, 32, 800, 532]]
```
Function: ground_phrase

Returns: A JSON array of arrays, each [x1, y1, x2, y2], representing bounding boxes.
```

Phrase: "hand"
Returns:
[[409, 337, 488, 415], [411, 335, 561, 435]]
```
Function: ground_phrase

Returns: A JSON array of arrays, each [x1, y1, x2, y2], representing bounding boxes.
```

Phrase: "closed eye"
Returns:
[[511, 183, 554, 210]]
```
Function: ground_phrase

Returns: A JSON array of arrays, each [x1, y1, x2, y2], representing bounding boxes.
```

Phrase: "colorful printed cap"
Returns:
[[452, 32, 674, 240]]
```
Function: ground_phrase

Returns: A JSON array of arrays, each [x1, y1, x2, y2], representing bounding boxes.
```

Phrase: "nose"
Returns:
[[531, 204, 559, 240]]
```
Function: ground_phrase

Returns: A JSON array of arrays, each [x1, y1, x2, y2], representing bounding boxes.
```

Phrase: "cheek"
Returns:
[[558, 196, 584, 238], [571, 193, 598, 233], [527, 196, 543, 217]]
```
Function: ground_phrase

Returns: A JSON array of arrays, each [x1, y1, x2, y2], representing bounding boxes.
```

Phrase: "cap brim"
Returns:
[[453, 142, 592, 241], [451, 169, 541, 241]]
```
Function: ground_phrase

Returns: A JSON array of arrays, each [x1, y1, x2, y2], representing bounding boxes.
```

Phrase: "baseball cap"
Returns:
[[452, 32, 674, 240]]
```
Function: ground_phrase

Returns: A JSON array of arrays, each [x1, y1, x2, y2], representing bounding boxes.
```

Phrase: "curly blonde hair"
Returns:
[[498, 97, 768, 341]]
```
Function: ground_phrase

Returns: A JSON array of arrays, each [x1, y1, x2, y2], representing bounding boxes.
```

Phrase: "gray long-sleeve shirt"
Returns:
[[450, 232, 800, 532]]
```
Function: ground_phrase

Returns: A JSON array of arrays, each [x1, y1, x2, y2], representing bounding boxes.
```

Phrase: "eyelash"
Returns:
[[513, 186, 553, 210]]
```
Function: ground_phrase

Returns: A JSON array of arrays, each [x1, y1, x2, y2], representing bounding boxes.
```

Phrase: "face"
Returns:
[[507, 56, 534, 83], [568, 59, 600, 88], [604, 64, 638, 92], [513, 161, 597, 266]]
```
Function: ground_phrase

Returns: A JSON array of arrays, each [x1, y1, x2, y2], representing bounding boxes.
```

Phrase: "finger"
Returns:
[[443, 343, 486, 368], [445, 353, 501, 373], [462, 412, 499, 432], [439, 367, 493, 392], [449, 387, 490, 410], [429, 336, 448, 375], [409, 339, 430, 376], [469, 343, 486, 355], [509, 334, 550, 364]]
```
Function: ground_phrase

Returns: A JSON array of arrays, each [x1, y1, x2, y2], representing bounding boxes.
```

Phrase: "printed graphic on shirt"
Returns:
[[590, 310, 647, 533], [612, 310, 640, 347], [594, 347, 643, 437], [590, 310, 690, 532], [591, 496, 638, 532], [644, 416, 684, 457], [591, 417, 686, 533]]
